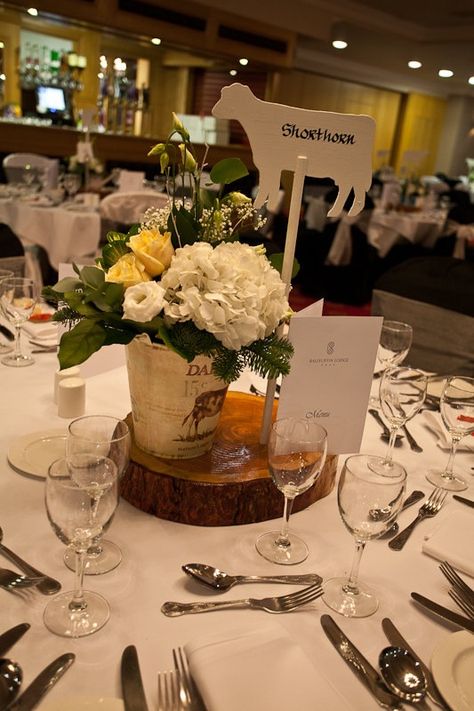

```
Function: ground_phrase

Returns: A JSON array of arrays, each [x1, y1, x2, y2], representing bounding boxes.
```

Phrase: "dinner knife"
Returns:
[[320, 614, 402, 709], [0, 324, 14, 341], [453, 494, 474, 508], [7, 652, 75, 710], [381, 618, 447, 709], [368, 409, 402, 446], [121, 645, 149, 711], [0, 623, 30, 657], [411, 592, 474, 632]]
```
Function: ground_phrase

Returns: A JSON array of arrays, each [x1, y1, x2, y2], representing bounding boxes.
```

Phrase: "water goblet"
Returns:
[[64, 415, 131, 575], [370, 366, 427, 473], [0, 269, 14, 355], [0, 277, 38, 367], [256, 418, 327, 565], [323, 453, 407, 617], [63, 172, 81, 201], [369, 320, 413, 407], [43, 456, 119, 637], [426, 376, 474, 492]]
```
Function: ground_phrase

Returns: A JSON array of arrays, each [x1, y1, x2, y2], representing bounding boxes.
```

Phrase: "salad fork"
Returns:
[[161, 583, 323, 616], [172, 647, 206, 711], [439, 561, 474, 603], [157, 670, 180, 711], [389, 488, 447, 550], [449, 588, 474, 618]]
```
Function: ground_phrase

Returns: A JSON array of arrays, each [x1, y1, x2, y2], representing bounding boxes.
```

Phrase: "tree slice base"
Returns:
[[120, 392, 337, 526]]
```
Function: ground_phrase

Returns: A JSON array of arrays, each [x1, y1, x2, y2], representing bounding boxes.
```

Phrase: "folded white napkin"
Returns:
[[423, 510, 474, 578], [22, 321, 58, 345], [185, 623, 347, 711], [421, 411, 474, 451]]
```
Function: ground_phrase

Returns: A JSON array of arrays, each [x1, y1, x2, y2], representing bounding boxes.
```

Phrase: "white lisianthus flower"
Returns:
[[122, 281, 166, 322], [161, 242, 289, 350]]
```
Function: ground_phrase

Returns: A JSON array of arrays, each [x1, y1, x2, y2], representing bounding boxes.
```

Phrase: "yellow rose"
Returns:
[[105, 253, 151, 289], [128, 229, 174, 277]]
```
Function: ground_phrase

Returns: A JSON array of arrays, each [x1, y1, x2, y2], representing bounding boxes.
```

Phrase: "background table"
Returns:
[[0, 198, 101, 270], [368, 208, 448, 257], [0, 350, 472, 709]]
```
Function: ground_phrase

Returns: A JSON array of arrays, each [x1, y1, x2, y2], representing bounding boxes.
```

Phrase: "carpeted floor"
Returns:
[[288, 284, 372, 316]]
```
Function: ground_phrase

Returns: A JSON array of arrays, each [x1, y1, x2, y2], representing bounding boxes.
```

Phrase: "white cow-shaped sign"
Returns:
[[212, 83, 375, 218]]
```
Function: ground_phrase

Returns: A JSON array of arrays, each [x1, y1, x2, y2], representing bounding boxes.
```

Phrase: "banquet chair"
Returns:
[[0, 255, 26, 277], [99, 191, 169, 226], [372, 257, 474, 375], [0, 223, 45, 286], [3, 153, 59, 188]]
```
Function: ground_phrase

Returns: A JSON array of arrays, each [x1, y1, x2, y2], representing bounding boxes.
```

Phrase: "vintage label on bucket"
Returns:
[[126, 338, 227, 459]]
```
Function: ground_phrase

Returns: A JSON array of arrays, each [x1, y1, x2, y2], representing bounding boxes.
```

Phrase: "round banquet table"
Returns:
[[0, 350, 472, 710], [368, 208, 448, 258], [0, 198, 101, 270]]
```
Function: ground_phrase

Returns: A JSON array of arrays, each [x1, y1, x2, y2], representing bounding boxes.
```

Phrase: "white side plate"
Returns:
[[7, 429, 67, 480], [431, 630, 474, 711]]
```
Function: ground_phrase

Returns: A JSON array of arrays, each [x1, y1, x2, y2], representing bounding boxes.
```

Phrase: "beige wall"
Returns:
[[435, 95, 474, 177]]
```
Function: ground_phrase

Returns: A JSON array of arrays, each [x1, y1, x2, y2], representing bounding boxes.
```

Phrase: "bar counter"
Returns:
[[0, 120, 255, 171]]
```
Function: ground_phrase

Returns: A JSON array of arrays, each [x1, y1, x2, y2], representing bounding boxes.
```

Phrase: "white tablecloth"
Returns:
[[0, 353, 472, 709], [0, 199, 101, 270], [368, 208, 448, 257]]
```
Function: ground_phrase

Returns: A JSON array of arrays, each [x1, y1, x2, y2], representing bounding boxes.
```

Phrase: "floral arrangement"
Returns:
[[44, 114, 293, 384]]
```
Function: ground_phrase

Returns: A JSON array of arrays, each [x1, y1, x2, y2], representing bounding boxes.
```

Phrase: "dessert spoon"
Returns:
[[0, 657, 22, 707], [379, 646, 428, 705], [182, 563, 322, 591]]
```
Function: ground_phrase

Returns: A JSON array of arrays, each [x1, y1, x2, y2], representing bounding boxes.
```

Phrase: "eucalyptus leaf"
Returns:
[[53, 277, 82, 293], [269, 253, 300, 279], [80, 266, 105, 289], [175, 207, 198, 245], [210, 158, 248, 185], [101, 240, 131, 269]]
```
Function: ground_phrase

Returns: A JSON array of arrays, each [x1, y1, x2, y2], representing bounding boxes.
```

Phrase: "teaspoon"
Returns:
[[379, 646, 428, 705], [0, 657, 22, 707], [182, 563, 322, 592]]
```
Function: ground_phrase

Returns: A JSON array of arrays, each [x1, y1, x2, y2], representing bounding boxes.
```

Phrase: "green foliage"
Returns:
[[269, 253, 300, 279], [210, 158, 248, 185]]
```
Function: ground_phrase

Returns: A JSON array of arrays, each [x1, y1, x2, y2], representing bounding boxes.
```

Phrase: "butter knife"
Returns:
[[0, 623, 30, 657], [8, 652, 75, 710], [381, 618, 447, 709], [411, 592, 474, 632], [121, 645, 148, 711], [320, 614, 401, 709]]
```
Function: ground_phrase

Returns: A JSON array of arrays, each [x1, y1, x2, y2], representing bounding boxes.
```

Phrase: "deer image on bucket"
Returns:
[[181, 386, 228, 441], [126, 336, 228, 459]]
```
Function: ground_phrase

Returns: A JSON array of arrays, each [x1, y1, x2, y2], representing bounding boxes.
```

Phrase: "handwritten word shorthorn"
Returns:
[[282, 124, 356, 145]]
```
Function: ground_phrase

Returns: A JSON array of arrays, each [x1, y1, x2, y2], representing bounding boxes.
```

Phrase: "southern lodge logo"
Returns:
[[281, 123, 356, 145], [327, 341, 335, 355]]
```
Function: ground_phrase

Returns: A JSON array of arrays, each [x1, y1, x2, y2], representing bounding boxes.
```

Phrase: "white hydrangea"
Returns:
[[161, 242, 289, 350]]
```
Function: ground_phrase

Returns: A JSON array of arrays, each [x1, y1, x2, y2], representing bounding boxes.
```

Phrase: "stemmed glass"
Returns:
[[371, 366, 427, 473], [0, 269, 14, 355], [256, 418, 327, 565], [370, 320, 413, 407], [426, 376, 474, 492], [63, 172, 81, 201], [0, 277, 38, 367], [44, 456, 119, 637], [64, 415, 131, 575], [323, 453, 407, 617]]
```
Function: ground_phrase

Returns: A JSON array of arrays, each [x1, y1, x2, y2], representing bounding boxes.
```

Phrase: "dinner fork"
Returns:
[[0, 567, 46, 591], [389, 488, 447, 550], [439, 561, 474, 603], [173, 647, 206, 711], [448, 587, 474, 618], [157, 670, 180, 711], [161, 583, 323, 616]]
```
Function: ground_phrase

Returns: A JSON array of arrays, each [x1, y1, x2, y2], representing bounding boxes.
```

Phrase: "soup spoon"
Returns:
[[182, 563, 322, 591], [0, 657, 22, 707], [379, 646, 427, 705]]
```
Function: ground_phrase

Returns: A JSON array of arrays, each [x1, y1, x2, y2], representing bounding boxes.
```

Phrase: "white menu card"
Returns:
[[278, 300, 382, 454]]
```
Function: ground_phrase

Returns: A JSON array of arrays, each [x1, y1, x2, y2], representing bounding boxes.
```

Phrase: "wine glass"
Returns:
[[64, 415, 131, 575], [323, 454, 407, 617], [370, 320, 413, 407], [377, 321, 413, 370], [426, 376, 474, 492], [370, 366, 427, 473], [63, 172, 81, 201], [0, 277, 38, 367], [0, 269, 14, 355], [256, 418, 327, 565], [44, 456, 119, 637]]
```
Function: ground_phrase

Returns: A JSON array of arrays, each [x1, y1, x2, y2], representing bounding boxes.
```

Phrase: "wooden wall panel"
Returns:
[[393, 93, 447, 176]]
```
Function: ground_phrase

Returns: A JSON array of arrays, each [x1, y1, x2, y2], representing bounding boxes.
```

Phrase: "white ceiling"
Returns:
[[191, 0, 474, 97]]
